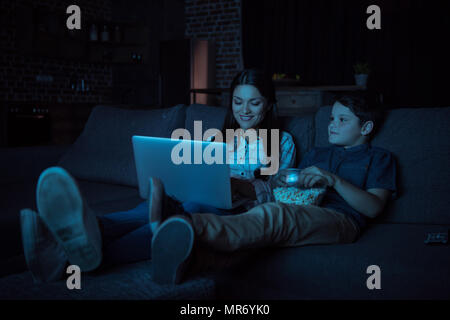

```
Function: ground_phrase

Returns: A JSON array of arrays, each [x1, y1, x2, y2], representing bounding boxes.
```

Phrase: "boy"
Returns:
[[150, 93, 397, 284]]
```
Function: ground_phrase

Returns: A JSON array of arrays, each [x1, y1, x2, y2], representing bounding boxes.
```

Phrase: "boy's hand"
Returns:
[[300, 166, 337, 188]]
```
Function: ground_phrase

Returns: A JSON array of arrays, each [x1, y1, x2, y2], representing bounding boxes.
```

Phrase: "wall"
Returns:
[[0, 0, 113, 103], [1, 0, 243, 102], [185, 0, 242, 89]]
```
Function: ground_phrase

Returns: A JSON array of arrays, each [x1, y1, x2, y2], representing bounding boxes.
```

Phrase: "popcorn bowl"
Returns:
[[271, 169, 327, 205]]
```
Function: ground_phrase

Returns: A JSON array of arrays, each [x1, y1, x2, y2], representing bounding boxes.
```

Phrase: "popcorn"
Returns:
[[273, 187, 326, 206]]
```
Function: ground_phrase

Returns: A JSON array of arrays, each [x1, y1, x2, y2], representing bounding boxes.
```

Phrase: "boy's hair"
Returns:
[[335, 92, 385, 139]]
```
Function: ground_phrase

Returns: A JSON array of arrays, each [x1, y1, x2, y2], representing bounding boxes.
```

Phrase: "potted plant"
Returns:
[[353, 62, 370, 88], [272, 73, 301, 86]]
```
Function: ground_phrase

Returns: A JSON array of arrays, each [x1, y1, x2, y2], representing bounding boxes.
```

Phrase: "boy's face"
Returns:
[[328, 102, 369, 148]]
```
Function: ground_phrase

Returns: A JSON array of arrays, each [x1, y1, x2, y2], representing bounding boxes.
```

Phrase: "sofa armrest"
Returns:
[[0, 145, 70, 184]]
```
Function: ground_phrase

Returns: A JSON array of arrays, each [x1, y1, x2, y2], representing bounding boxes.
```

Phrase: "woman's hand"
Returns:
[[231, 178, 257, 200], [299, 166, 337, 188]]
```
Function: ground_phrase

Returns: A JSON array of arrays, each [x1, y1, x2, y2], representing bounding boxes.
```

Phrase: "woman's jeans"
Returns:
[[97, 200, 241, 268], [97, 202, 151, 268]]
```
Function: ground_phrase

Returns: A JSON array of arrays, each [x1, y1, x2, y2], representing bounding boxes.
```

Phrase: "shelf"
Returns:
[[18, 49, 149, 66], [277, 85, 366, 92], [273, 79, 302, 86], [13, 4, 151, 66], [87, 19, 148, 29], [89, 41, 147, 47], [22, 30, 149, 65], [108, 62, 149, 66]]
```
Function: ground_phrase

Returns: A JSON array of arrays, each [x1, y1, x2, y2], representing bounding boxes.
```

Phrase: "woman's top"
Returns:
[[219, 130, 296, 207], [227, 130, 296, 180]]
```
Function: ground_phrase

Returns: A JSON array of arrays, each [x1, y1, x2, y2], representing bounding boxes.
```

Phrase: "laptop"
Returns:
[[132, 135, 245, 209]]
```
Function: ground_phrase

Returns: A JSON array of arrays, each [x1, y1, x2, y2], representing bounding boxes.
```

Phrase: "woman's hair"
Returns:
[[222, 69, 279, 135], [221, 69, 281, 179]]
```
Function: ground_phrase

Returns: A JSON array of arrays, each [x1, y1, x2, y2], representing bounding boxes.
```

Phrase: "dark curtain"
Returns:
[[242, 0, 450, 107]]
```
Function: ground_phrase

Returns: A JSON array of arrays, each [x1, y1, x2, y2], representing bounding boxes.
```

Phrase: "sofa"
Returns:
[[0, 103, 449, 300]]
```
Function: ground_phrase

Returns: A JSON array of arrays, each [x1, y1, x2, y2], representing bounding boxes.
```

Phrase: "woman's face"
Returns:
[[232, 84, 267, 131]]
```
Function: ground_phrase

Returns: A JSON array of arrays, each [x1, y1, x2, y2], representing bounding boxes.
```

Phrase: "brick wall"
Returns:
[[0, 0, 113, 103], [185, 0, 242, 89]]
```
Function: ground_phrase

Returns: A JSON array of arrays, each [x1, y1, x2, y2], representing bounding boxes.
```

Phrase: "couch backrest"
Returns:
[[184, 104, 318, 167], [280, 115, 315, 166], [314, 106, 450, 225], [58, 103, 450, 225], [184, 104, 228, 140], [58, 105, 186, 187]]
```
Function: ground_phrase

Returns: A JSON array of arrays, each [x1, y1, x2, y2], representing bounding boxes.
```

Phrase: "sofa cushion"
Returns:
[[372, 107, 450, 224], [314, 106, 450, 225], [58, 105, 186, 187], [184, 104, 228, 140], [280, 115, 315, 166], [216, 223, 450, 299], [314, 106, 332, 148]]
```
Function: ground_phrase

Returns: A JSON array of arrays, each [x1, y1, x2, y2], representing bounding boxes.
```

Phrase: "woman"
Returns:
[[20, 69, 296, 283], [181, 69, 296, 215]]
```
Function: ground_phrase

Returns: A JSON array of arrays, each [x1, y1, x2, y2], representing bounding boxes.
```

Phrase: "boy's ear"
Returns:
[[361, 120, 374, 136]]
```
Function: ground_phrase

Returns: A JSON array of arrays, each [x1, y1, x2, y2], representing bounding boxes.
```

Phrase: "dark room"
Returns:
[[0, 0, 449, 308]]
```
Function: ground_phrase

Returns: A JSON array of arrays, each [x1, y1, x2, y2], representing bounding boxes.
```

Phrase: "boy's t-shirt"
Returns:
[[298, 143, 397, 229]]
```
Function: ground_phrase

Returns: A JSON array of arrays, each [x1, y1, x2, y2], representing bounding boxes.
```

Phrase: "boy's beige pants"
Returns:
[[191, 202, 360, 252]]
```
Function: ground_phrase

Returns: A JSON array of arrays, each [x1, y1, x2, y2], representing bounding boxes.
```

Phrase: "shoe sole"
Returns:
[[151, 217, 194, 284], [149, 177, 163, 223], [20, 209, 42, 279], [36, 167, 101, 272], [20, 209, 68, 283]]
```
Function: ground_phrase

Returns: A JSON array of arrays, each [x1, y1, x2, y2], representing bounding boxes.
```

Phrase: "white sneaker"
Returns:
[[36, 167, 102, 272], [20, 209, 68, 283], [151, 215, 194, 284]]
